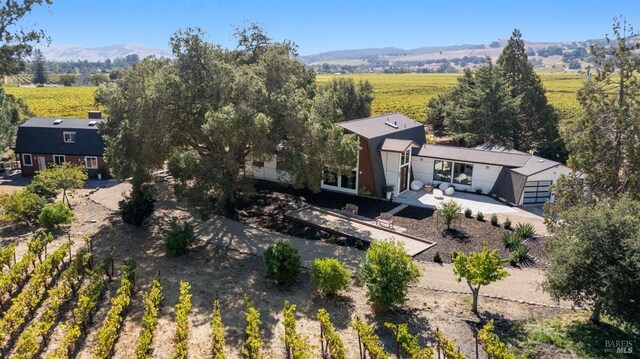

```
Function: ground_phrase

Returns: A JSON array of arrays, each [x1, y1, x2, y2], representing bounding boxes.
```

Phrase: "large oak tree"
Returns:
[[98, 26, 365, 217]]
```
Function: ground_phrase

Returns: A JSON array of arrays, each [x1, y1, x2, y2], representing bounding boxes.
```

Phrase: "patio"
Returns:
[[393, 189, 518, 215]]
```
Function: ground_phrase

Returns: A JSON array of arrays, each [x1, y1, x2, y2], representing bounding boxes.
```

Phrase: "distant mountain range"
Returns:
[[37, 44, 170, 62]]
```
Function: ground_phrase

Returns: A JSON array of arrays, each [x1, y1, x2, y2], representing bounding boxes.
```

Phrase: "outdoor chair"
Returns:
[[342, 203, 359, 216], [375, 212, 395, 230]]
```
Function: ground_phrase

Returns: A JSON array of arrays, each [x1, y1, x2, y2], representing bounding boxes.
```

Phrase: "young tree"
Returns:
[[0, 0, 52, 77], [562, 17, 640, 199], [497, 29, 565, 159], [359, 240, 421, 311], [452, 243, 509, 314], [98, 26, 359, 217], [37, 201, 73, 230], [33, 162, 87, 207], [32, 49, 47, 84], [435, 200, 462, 230], [543, 197, 640, 326]]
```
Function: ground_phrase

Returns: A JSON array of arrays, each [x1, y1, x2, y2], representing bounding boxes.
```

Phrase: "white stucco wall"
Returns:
[[411, 156, 502, 194], [526, 165, 574, 182]]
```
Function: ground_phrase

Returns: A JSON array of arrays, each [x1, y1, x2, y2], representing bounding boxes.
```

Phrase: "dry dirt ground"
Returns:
[[0, 181, 579, 358]]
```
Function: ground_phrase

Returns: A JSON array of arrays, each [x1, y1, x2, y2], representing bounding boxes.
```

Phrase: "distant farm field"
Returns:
[[4, 73, 583, 120], [317, 73, 584, 121], [4, 86, 100, 118]]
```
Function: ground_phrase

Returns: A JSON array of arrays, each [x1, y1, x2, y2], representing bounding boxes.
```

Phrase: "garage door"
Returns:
[[523, 180, 552, 204]]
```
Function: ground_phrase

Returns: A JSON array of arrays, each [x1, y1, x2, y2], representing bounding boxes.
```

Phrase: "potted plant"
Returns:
[[384, 184, 395, 200]]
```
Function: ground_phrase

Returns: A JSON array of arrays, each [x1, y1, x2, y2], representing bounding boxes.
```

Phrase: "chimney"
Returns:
[[88, 111, 102, 119]]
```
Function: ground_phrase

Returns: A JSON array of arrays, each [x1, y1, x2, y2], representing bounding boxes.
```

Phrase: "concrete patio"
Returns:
[[393, 189, 518, 215]]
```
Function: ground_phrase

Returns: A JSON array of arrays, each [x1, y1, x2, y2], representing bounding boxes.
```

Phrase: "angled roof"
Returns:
[[338, 113, 423, 139], [491, 168, 528, 205], [511, 156, 561, 176], [14, 117, 106, 156], [414, 144, 531, 167], [379, 138, 417, 153]]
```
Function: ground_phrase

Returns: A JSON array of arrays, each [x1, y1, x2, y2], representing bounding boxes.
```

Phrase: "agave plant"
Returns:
[[511, 242, 530, 264], [514, 223, 536, 239], [501, 232, 522, 250]]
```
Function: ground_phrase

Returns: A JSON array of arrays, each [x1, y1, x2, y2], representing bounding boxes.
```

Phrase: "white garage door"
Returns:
[[523, 180, 552, 204]]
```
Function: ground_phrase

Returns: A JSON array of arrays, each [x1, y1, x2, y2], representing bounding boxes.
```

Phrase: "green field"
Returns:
[[3, 73, 584, 120]]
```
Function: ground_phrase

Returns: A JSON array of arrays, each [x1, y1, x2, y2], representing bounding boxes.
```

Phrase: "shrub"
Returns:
[[0, 190, 46, 225], [511, 242, 530, 264], [37, 202, 74, 230], [464, 208, 473, 218], [264, 240, 301, 287], [436, 200, 462, 230], [504, 217, 512, 230], [359, 241, 421, 310], [26, 176, 57, 199], [490, 214, 499, 226], [501, 232, 522, 250], [515, 223, 536, 239], [164, 217, 195, 256], [310, 258, 350, 296], [433, 251, 442, 263], [119, 185, 155, 227], [476, 211, 484, 221]]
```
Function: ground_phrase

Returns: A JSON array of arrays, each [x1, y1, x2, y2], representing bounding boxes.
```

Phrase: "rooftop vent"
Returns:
[[384, 118, 398, 129], [538, 159, 545, 163], [88, 120, 98, 126], [53, 119, 63, 125]]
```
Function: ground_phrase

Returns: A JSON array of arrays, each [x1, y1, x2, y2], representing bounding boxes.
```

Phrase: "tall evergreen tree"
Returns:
[[562, 17, 640, 199], [32, 49, 47, 84], [446, 58, 518, 146], [497, 29, 563, 157]]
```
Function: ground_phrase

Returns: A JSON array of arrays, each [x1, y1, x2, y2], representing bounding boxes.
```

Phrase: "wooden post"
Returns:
[[320, 324, 325, 358], [475, 328, 479, 359], [436, 328, 441, 359]]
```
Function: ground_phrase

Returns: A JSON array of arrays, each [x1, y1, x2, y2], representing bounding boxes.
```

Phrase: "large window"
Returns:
[[453, 163, 473, 185], [53, 155, 65, 166], [433, 160, 452, 182], [85, 156, 98, 169], [63, 131, 76, 143], [323, 169, 338, 186], [340, 170, 357, 190]]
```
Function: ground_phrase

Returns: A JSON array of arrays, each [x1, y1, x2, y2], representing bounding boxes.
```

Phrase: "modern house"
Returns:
[[13, 111, 110, 178], [254, 112, 576, 206]]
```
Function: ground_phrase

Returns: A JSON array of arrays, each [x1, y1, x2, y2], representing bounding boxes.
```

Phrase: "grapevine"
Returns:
[[171, 281, 192, 359], [134, 279, 163, 359]]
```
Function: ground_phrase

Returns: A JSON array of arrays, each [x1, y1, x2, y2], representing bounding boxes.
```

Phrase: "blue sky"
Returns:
[[28, 0, 640, 55]]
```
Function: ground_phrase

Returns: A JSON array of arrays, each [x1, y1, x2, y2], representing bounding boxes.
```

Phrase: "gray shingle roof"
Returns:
[[338, 113, 423, 139], [491, 168, 528, 205], [414, 144, 531, 167], [14, 117, 106, 156], [379, 138, 416, 152]]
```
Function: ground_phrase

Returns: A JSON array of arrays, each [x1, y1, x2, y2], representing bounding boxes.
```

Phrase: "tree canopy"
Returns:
[[98, 26, 366, 217], [0, 0, 53, 76], [543, 196, 640, 327], [452, 244, 509, 314], [561, 17, 640, 199], [426, 29, 564, 161]]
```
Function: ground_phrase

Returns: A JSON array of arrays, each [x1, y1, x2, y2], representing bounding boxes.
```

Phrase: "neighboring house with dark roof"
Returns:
[[249, 112, 577, 206], [13, 112, 110, 178]]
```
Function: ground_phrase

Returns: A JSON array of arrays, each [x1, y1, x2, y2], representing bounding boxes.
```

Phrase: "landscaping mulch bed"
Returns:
[[238, 181, 548, 267]]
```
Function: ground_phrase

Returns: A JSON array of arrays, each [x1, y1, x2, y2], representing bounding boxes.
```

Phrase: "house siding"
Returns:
[[411, 156, 502, 195], [19, 153, 110, 178], [526, 165, 573, 182], [356, 137, 377, 196]]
